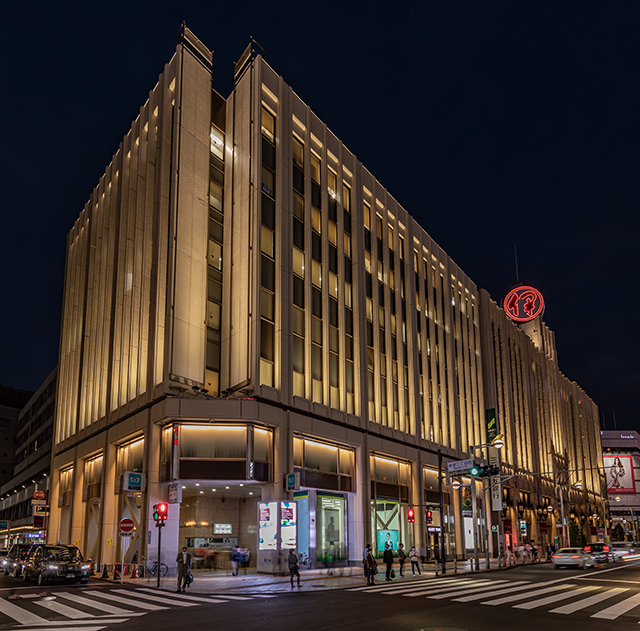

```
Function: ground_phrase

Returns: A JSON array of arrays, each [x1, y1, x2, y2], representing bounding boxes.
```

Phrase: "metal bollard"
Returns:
[[453, 558, 458, 573], [434, 559, 439, 575]]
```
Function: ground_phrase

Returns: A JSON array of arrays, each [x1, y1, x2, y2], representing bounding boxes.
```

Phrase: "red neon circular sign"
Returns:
[[503, 285, 544, 322]]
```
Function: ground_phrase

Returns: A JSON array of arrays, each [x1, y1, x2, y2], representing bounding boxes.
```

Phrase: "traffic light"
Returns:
[[425, 510, 433, 524], [469, 465, 500, 478], [153, 502, 168, 525], [407, 507, 415, 523]]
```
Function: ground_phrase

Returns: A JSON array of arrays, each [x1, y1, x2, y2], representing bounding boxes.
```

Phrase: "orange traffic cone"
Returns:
[[130, 564, 137, 578]]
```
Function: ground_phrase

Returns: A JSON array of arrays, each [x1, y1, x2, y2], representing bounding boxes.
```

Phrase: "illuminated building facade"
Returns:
[[49, 27, 604, 571]]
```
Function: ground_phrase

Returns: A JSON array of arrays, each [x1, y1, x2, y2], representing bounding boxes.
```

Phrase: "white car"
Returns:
[[610, 543, 636, 559], [552, 547, 596, 569]]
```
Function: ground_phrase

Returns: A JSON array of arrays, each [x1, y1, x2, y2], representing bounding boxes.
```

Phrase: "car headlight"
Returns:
[[47, 564, 59, 570], [81, 564, 90, 570]]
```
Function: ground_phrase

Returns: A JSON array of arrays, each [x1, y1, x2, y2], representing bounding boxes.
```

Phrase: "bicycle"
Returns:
[[136, 557, 169, 578]]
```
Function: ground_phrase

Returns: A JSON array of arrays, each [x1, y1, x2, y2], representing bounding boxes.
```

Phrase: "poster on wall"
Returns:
[[604, 454, 636, 493], [258, 501, 278, 550], [280, 501, 297, 549], [377, 529, 398, 551]]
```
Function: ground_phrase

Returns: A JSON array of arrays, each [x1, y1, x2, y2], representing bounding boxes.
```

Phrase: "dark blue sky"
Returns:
[[2, 2, 638, 430]]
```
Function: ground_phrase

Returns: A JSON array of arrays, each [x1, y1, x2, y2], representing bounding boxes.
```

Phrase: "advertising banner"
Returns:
[[604, 454, 635, 493], [280, 501, 297, 549], [258, 501, 278, 550]]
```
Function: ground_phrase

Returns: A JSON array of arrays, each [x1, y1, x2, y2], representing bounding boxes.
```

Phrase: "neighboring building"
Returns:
[[600, 430, 640, 541], [0, 368, 56, 548], [0, 386, 33, 491], [48, 26, 604, 572]]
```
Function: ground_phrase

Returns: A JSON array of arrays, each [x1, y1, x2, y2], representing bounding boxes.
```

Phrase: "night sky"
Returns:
[[2, 2, 638, 431]]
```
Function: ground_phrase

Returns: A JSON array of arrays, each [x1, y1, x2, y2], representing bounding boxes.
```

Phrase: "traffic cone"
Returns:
[[130, 564, 137, 578], [100, 564, 109, 579], [112, 564, 120, 581], [8, 593, 20, 600]]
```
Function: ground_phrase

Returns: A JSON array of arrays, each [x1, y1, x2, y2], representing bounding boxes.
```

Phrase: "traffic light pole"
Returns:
[[437, 448, 446, 574], [157, 523, 162, 589]]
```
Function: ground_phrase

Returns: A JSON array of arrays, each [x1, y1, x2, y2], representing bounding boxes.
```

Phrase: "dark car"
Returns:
[[4, 544, 32, 577], [22, 544, 89, 585], [583, 543, 615, 563]]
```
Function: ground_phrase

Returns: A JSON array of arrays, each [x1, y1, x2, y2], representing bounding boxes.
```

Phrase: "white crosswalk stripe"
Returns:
[[56, 591, 137, 614], [87, 591, 168, 611], [111, 589, 196, 607], [346, 574, 640, 621], [550, 587, 629, 614]]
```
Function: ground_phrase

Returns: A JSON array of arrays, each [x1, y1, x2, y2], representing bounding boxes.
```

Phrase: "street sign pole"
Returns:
[[471, 478, 479, 571]]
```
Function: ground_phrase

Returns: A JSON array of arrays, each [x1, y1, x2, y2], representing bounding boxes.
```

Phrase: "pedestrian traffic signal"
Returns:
[[153, 503, 168, 525], [425, 510, 433, 524], [407, 507, 415, 523]]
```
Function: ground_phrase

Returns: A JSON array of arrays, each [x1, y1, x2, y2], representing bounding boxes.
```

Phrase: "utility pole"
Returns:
[[438, 448, 446, 574]]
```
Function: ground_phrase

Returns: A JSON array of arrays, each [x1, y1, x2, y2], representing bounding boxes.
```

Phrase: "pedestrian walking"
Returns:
[[176, 546, 192, 593], [363, 543, 372, 583], [366, 545, 378, 585], [383, 542, 394, 581], [231, 545, 240, 576], [409, 545, 421, 576], [288, 549, 301, 588], [398, 543, 406, 577], [546, 543, 552, 562]]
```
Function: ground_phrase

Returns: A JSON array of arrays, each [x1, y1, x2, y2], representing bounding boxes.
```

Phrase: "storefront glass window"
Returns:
[[180, 426, 247, 459], [117, 438, 144, 476], [316, 494, 345, 562], [305, 441, 338, 473], [254, 428, 271, 462]]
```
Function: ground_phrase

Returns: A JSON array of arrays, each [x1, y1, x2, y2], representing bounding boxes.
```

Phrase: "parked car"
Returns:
[[610, 542, 636, 559], [22, 544, 90, 585], [552, 547, 596, 569], [583, 543, 616, 563], [4, 544, 32, 577], [0, 549, 8, 570]]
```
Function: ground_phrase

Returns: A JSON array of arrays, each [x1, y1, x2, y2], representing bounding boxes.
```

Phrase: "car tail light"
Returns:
[[584, 546, 591, 552], [603, 545, 610, 552], [570, 555, 580, 558], [552, 555, 559, 558]]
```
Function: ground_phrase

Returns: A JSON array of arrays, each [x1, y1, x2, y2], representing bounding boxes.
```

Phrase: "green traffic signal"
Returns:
[[469, 465, 480, 476]]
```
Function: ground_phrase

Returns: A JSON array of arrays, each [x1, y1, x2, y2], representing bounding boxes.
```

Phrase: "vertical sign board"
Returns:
[[280, 501, 297, 549], [258, 502, 278, 551], [485, 408, 497, 443], [488, 446, 502, 512]]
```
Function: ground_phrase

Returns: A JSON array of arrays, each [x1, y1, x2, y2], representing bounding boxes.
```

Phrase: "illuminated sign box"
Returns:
[[214, 523, 232, 534]]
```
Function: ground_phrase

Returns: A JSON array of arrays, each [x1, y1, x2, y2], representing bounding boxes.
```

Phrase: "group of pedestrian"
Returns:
[[363, 542, 421, 584]]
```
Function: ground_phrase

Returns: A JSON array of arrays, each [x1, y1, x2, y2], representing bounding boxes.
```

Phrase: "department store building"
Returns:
[[48, 27, 604, 572]]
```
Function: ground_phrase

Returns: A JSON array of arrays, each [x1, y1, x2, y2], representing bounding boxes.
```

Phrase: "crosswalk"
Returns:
[[347, 576, 640, 621], [0, 587, 275, 630]]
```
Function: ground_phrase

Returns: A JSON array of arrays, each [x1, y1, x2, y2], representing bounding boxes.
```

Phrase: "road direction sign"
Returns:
[[119, 518, 135, 534], [447, 459, 474, 473]]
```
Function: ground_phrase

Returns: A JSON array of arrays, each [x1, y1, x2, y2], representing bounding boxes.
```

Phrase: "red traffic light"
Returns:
[[407, 507, 415, 523], [426, 510, 433, 524], [153, 503, 168, 523]]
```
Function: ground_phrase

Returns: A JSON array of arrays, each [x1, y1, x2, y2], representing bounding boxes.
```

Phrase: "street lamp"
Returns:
[[466, 434, 505, 570]]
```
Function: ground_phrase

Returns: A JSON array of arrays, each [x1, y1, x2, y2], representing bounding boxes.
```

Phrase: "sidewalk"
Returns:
[[96, 556, 535, 595]]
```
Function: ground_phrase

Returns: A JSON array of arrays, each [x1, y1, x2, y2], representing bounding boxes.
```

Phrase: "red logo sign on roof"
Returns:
[[503, 285, 544, 323]]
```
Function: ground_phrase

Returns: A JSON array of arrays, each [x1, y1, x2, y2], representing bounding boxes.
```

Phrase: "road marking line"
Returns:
[[56, 592, 135, 615], [209, 595, 252, 600], [252, 595, 278, 598], [591, 591, 640, 619], [481, 583, 577, 606], [550, 587, 629, 614], [0, 596, 49, 624], [404, 580, 494, 598], [11, 627, 108, 631], [513, 585, 599, 609], [32, 598, 95, 619], [454, 581, 538, 602], [428, 580, 527, 600], [87, 591, 167, 611], [349, 577, 466, 592], [136, 588, 226, 603], [111, 589, 195, 607]]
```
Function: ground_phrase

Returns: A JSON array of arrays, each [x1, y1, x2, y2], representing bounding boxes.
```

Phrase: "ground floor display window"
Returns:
[[316, 494, 346, 563]]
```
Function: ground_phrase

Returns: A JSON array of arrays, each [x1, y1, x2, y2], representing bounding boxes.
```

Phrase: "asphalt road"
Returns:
[[0, 561, 639, 631]]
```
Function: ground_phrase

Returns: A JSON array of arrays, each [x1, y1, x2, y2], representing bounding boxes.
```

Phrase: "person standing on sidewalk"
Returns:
[[288, 549, 301, 588], [397, 543, 406, 577], [409, 545, 421, 576], [366, 545, 378, 585], [176, 546, 192, 593], [363, 543, 372, 583], [383, 543, 394, 581]]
